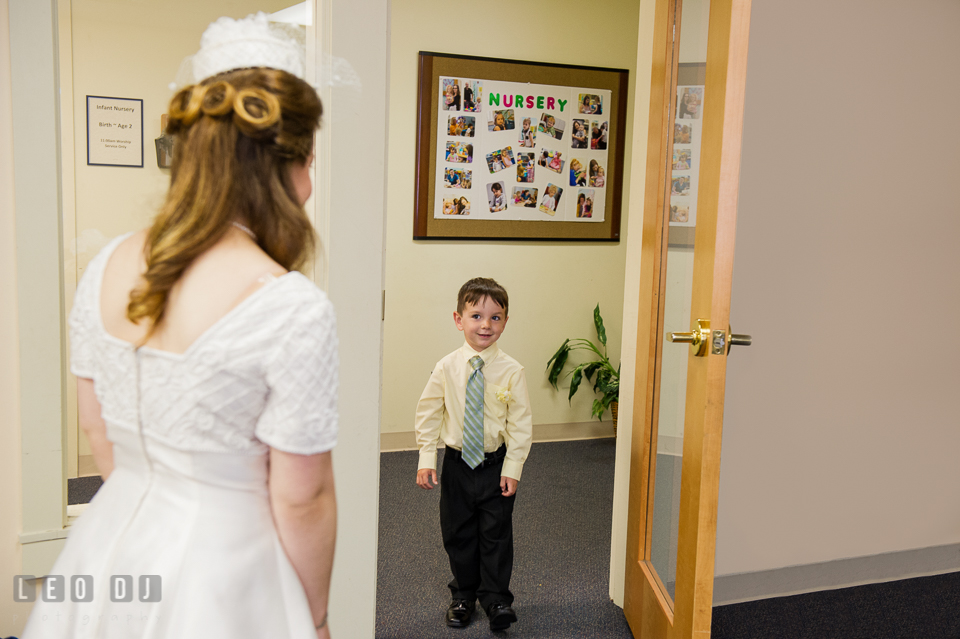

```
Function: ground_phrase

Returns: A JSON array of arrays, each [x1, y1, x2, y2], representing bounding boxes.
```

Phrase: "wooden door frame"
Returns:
[[623, 0, 753, 637]]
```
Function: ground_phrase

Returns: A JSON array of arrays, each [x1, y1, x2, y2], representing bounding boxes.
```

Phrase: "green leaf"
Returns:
[[592, 398, 604, 420], [546, 346, 569, 389], [594, 304, 607, 346], [582, 362, 602, 383], [593, 368, 610, 393], [568, 365, 584, 402], [546, 339, 570, 370], [597, 373, 619, 395]]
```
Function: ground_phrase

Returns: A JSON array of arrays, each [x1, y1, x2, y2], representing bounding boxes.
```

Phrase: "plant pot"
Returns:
[[611, 400, 619, 437]]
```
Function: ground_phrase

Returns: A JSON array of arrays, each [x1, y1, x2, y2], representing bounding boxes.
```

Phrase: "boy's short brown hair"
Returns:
[[457, 278, 509, 316]]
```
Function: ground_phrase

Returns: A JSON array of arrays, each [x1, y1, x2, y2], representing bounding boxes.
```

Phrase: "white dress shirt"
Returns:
[[415, 341, 533, 480]]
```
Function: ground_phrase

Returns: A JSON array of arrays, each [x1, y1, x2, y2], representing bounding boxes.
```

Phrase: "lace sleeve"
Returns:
[[68, 265, 99, 380], [255, 293, 339, 455]]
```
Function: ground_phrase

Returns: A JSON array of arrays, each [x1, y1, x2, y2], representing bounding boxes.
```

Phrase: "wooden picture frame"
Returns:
[[413, 51, 628, 241]]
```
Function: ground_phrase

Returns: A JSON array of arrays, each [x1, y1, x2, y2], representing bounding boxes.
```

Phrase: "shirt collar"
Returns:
[[460, 341, 500, 366]]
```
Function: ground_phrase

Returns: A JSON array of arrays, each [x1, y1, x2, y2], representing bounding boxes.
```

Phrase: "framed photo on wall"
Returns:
[[413, 52, 628, 241]]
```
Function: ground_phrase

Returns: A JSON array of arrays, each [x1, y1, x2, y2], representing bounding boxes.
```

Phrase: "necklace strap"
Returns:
[[232, 221, 257, 241]]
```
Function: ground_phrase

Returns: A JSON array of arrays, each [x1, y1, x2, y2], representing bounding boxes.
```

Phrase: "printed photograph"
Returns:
[[677, 87, 703, 119], [487, 181, 507, 213], [442, 79, 461, 111], [444, 168, 472, 189], [671, 175, 691, 196], [571, 119, 589, 149], [569, 158, 587, 187], [538, 147, 565, 174], [576, 189, 596, 218], [518, 117, 536, 147], [590, 121, 608, 150], [579, 93, 603, 115], [446, 142, 474, 164], [672, 148, 691, 170], [539, 183, 563, 216], [674, 122, 693, 145], [512, 187, 539, 208], [488, 109, 516, 132], [448, 115, 476, 137], [516, 152, 535, 183], [485, 146, 516, 174], [670, 204, 690, 223], [462, 80, 482, 112], [588, 159, 606, 187], [537, 113, 565, 141], [442, 196, 471, 215]]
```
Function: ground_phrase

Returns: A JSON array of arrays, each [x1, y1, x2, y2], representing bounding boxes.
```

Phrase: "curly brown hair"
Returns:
[[127, 67, 322, 334]]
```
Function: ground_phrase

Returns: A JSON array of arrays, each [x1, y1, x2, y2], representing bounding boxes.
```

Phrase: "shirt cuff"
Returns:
[[418, 450, 438, 471], [501, 459, 523, 481]]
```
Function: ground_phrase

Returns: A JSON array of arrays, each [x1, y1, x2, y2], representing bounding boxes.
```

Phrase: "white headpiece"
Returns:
[[189, 12, 306, 83]]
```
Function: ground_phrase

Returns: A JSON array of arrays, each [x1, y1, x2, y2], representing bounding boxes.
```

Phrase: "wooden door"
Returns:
[[622, 0, 752, 637]]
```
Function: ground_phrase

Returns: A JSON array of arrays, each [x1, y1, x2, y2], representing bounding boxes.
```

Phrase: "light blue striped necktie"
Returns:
[[462, 355, 485, 469]]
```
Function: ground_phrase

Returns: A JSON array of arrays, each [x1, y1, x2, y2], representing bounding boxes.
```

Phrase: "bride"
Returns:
[[24, 13, 338, 639]]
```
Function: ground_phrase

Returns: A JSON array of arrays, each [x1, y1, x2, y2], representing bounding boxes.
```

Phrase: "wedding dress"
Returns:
[[23, 233, 338, 638]]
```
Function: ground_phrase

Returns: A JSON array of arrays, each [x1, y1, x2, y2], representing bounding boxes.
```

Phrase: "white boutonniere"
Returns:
[[496, 388, 514, 404]]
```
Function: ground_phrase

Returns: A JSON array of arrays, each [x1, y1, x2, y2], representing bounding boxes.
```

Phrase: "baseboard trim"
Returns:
[[380, 421, 614, 453], [713, 542, 960, 605], [78, 455, 99, 477], [380, 431, 418, 452]]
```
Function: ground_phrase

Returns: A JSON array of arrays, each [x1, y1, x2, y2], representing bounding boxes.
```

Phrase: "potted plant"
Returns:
[[546, 304, 621, 431]]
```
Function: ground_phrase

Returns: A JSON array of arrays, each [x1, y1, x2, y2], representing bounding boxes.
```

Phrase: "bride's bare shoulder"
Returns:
[[105, 227, 286, 282], [101, 229, 149, 285]]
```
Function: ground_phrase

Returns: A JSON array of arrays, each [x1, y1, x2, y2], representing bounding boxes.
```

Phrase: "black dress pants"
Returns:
[[440, 445, 515, 610]]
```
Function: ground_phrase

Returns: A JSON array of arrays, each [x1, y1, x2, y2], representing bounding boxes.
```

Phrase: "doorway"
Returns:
[[376, 0, 645, 635]]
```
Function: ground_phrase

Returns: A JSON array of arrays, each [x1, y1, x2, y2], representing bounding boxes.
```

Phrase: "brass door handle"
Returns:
[[730, 333, 752, 347], [712, 325, 753, 355], [667, 319, 710, 357], [668, 319, 752, 357]]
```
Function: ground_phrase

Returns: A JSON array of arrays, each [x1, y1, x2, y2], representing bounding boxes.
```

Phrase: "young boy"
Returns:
[[415, 278, 533, 631]]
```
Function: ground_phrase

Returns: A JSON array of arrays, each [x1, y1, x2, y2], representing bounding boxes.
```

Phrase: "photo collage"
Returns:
[[669, 85, 703, 227], [435, 77, 611, 222]]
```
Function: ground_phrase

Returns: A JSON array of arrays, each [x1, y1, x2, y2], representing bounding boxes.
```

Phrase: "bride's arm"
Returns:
[[269, 448, 337, 638], [78, 377, 113, 480]]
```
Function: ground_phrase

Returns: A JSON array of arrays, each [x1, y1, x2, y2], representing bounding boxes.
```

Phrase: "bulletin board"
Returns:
[[413, 52, 628, 241]]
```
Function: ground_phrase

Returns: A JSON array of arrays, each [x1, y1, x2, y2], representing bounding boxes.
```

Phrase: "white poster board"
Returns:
[[86, 95, 143, 167], [433, 77, 611, 223]]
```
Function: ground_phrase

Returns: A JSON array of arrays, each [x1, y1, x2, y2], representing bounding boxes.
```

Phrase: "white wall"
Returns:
[[320, 0, 387, 635], [716, 0, 960, 576], [382, 0, 642, 436], [0, 2, 29, 633]]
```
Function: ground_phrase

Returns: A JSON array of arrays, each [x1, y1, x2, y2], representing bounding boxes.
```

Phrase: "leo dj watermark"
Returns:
[[14, 575, 161, 603]]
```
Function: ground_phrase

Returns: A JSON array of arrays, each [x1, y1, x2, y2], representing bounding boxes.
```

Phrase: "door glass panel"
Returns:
[[647, 0, 710, 605]]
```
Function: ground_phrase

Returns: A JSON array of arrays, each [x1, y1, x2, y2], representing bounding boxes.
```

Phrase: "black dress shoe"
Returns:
[[487, 601, 517, 631], [446, 598, 475, 628]]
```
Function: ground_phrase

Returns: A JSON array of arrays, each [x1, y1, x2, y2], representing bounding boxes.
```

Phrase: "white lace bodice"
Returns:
[[69, 233, 338, 455]]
